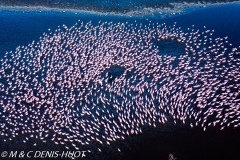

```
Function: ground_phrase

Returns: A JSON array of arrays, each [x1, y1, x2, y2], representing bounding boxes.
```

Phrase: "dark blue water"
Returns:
[[163, 4, 240, 47], [0, 4, 240, 57]]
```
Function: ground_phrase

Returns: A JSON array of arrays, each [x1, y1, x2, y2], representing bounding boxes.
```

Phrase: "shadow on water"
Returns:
[[121, 127, 240, 160], [0, 125, 239, 160]]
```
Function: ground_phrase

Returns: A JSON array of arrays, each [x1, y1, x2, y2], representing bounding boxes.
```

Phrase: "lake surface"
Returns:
[[0, 3, 240, 56], [0, 2, 239, 160]]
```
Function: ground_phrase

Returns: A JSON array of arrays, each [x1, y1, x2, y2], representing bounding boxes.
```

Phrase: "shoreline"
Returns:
[[0, 1, 239, 18]]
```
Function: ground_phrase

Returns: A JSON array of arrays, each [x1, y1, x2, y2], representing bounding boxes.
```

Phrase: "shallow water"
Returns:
[[1, 0, 239, 14]]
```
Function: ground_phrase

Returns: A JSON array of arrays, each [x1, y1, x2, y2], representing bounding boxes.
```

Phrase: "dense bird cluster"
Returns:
[[0, 20, 239, 151]]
